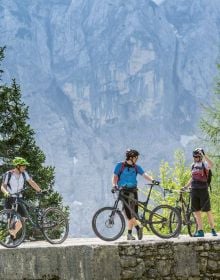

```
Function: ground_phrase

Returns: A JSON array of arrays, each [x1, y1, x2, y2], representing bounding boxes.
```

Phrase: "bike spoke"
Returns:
[[0, 210, 26, 248], [41, 208, 68, 244], [150, 205, 181, 238], [92, 207, 125, 241]]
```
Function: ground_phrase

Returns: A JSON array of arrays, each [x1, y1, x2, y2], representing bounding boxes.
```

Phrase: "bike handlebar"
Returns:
[[163, 188, 191, 195], [111, 182, 161, 193], [36, 190, 50, 196], [8, 188, 50, 197], [145, 183, 160, 186]]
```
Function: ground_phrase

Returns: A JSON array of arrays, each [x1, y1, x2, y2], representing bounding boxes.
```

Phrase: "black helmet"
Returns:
[[126, 149, 139, 160], [192, 148, 202, 157]]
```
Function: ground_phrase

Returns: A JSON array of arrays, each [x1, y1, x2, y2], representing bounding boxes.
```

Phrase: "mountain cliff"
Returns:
[[0, 0, 220, 236]]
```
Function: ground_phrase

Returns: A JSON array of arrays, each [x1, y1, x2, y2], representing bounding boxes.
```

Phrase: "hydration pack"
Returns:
[[191, 162, 212, 190], [118, 162, 138, 178], [2, 170, 27, 189]]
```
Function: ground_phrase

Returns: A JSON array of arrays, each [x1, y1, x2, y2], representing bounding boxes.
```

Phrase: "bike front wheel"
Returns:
[[92, 207, 125, 241], [41, 207, 69, 244], [169, 207, 182, 237], [0, 209, 26, 248], [149, 204, 182, 239]]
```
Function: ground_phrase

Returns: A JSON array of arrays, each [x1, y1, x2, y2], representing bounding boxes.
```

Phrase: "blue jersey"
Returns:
[[114, 162, 144, 188]]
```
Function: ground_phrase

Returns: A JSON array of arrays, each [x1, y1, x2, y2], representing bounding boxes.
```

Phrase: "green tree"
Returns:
[[0, 48, 68, 234], [0, 46, 5, 79], [200, 63, 220, 232], [160, 150, 190, 190], [159, 150, 191, 205], [141, 150, 191, 235], [200, 64, 220, 147]]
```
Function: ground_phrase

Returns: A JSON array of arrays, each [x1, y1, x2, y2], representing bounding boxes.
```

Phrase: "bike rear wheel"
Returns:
[[41, 207, 69, 244], [149, 204, 182, 239], [92, 207, 125, 241], [187, 211, 198, 237], [0, 209, 26, 248]]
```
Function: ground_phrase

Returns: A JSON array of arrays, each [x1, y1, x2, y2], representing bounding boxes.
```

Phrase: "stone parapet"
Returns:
[[119, 236, 220, 279], [0, 236, 220, 279]]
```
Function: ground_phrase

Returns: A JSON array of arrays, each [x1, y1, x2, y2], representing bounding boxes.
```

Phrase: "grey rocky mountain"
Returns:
[[0, 0, 220, 236]]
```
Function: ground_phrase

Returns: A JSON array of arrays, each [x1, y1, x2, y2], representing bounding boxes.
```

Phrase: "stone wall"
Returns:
[[0, 243, 121, 280], [119, 238, 220, 280], [0, 237, 220, 280]]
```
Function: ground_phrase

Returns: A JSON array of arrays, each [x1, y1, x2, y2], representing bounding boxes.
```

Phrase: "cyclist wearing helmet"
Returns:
[[184, 148, 217, 237], [1, 157, 42, 243], [112, 149, 159, 240]]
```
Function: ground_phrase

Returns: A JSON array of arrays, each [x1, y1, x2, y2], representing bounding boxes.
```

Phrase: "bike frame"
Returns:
[[176, 191, 192, 224], [11, 196, 43, 229], [113, 184, 158, 226]]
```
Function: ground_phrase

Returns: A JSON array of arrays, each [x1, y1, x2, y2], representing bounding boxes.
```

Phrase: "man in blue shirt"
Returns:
[[112, 149, 159, 240]]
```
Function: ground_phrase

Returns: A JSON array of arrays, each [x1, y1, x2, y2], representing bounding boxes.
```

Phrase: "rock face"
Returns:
[[0, 0, 220, 236]]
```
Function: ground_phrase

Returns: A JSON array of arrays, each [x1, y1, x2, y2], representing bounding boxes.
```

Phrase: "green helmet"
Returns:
[[12, 157, 30, 166]]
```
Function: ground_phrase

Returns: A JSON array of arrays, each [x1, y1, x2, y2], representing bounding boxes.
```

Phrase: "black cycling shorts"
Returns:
[[191, 188, 211, 212], [4, 197, 26, 217], [122, 188, 138, 220]]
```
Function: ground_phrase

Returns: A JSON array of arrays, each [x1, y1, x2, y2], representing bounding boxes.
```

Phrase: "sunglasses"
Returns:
[[193, 156, 200, 158]]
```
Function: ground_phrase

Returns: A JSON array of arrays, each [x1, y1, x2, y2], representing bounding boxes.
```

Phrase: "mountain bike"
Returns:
[[164, 188, 198, 237], [0, 189, 69, 248], [92, 183, 182, 241]]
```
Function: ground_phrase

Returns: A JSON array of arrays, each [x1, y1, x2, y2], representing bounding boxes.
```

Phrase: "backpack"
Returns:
[[206, 168, 212, 186], [118, 162, 138, 178], [2, 170, 27, 189], [191, 163, 212, 191]]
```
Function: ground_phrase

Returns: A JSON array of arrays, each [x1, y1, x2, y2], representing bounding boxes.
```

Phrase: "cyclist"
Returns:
[[1, 157, 42, 243], [184, 148, 217, 237], [112, 149, 159, 240]]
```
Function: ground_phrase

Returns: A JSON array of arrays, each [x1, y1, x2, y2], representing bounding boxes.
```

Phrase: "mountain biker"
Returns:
[[184, 148, 217, 237], [1, 157, 42, 243], [112, 149, 159, 240]]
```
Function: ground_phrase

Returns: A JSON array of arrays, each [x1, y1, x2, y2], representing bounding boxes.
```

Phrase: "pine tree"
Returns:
[[200, 64, 220, 167], [200, 63, 220, 232], [0, 47, 5, 80], [0, 48, 68, 226], [200, 64, 220, 147]]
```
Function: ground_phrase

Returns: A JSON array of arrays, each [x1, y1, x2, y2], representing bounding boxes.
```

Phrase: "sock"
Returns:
[[128, 230, 132, 234]]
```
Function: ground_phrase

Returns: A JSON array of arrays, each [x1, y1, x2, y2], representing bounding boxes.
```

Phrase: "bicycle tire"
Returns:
[[92, 207, 125, 241], [187, 211, 198, 237], [0, 209, 26, 248], [168, 207, 183, 237], [41, 207, 69, 244], [149, 204, 182, 239]]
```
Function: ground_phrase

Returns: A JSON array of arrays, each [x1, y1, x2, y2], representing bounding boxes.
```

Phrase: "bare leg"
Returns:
[[206, 211, 215, 229], [133, 218, 139, 227], [127, 217, 139, 230], [9, 220, 22, 238], [127, 219, 134, 230], [194, 211, 203, 230]]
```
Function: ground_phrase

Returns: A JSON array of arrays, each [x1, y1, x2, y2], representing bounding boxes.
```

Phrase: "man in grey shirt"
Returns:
[[1, 157, 42, 241]]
